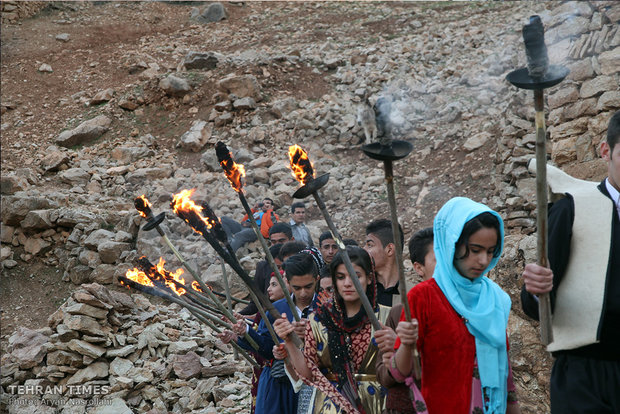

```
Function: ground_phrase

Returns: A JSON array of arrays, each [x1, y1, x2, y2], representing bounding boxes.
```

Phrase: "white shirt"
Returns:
[[604, 177, 620, 220]]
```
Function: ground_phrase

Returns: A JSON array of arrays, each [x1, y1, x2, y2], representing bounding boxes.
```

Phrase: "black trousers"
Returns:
[[551, 354, 620, 414]]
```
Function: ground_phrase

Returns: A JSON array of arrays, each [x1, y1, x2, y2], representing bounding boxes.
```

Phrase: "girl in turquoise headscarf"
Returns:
[[391, 197, 520, 414]]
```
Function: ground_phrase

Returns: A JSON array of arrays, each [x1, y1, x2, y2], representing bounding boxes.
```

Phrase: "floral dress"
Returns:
[[301, 306, 391, 414]]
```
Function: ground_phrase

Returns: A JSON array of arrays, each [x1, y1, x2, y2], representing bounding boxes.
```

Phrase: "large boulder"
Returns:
[[66, 361, 109, 385], [194, 2, 228, 24], [0, 174, 29, 194], [59, 167, 91, 185], [183, 51, 220, 70], [55, 115, 111, 148], [97, 241, 131, 264], [41, 148, 70, 172], [178, 120, 212, 152], [84, 229, 116, 250], [159, 75, 191, 97], [90, 88, 114, 105], [8, 327, 49, 369], [217, 74, 261, 101], [20, 210, 54, 230], [125, 167, 172, 185], [1, 194, 56, 226], [171, 351, 202, 380]]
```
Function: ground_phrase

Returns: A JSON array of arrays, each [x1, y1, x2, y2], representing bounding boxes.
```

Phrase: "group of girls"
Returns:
[[228, 197, 522, 414]]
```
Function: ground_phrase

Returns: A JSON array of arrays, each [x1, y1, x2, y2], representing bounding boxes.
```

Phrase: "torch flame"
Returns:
[[134, 195, 152, 218], [191, 281, 204, 292], [215, 141, 245, 192], [155, 257, 186, 296], [288, 144, 315, 186], [171, 189, 213, 235], [125, 268, 155, 287]]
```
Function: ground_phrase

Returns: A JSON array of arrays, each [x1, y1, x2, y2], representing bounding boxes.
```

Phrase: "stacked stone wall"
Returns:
[[1, 1, 47, 23], [545, 1, 619, 175]]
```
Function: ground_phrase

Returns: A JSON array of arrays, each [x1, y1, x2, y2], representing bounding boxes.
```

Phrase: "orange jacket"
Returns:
[[241, 208, 279, 239]]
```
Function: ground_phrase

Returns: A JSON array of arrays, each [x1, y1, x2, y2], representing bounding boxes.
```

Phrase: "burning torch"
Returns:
[[119, 257, 258, 366], [506, 15, 569, 345], [215, 141, 301, 323], [134, 195, 248, 305], [135, 194, 261, 349], [287, 145, 382, 328], [171, 189, 304, 349], [361, 111, 421, 379]]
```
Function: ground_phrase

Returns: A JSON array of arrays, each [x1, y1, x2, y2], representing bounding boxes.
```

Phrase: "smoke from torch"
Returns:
[[288, 145, 315, 186], [215, 141, 246, 193]]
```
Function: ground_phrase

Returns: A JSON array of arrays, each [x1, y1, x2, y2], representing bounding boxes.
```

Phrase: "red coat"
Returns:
[[397, 279, 476, 414], [241, 209, 279, 239]]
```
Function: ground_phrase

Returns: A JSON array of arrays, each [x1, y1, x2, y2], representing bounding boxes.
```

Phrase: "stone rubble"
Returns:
[[1, 283, 252, 413], [0, 1, 618, 413]]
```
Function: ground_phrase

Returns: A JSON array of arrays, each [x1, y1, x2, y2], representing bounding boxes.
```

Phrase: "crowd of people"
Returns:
[[217, 111, 619, 414]]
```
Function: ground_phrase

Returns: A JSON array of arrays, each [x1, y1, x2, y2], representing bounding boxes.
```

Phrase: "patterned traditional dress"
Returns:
[[301, 305, 391, 414]]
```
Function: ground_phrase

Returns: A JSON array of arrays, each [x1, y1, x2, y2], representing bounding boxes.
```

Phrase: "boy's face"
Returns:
[[364, 233, 389, 270], [414, 243, 436, 281], [262, 199, 273, 212], [269, 232, 290, 246], [292, 207, 306, 224], [288, 273, 317, 309], [602, 141, 620, 192], [320, 238, 338, 264]]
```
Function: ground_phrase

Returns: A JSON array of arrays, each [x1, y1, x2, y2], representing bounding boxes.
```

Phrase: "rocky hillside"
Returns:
[[1, 1, 618, 413]]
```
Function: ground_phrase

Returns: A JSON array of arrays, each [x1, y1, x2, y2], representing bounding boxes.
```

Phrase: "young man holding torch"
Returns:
[[521, 110, 620, 413], [375, 227, 435, 414], [220, 252, 321, 414], [364, 219, 407, 307]]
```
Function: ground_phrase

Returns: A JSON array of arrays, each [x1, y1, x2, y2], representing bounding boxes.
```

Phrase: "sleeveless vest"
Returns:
[[528, 161, 613, 351]]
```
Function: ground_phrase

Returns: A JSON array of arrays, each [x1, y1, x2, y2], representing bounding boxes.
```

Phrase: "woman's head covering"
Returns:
[[300, 246, 326, 274], [433, 197, 511, 414]]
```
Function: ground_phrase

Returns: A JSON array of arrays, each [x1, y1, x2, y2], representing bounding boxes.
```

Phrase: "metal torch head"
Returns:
[[523, 15, 549, 78], [373, 97, 393, 147], [200, 201, 229, 244], [134, 195, 153, 218], [215, 141, 246, 193]]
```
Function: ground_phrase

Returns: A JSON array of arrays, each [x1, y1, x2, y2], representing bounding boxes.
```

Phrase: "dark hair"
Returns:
[[269, 222, 293, 239], [283, 252, 318, 281], [342, 238, 358, 246], [607, 110, 620, 152], [263, 197, 274, 204], [278, 241, 306, 261], [329, 246, 375, 305], [268, 244, 283, 261], [291, 201, 305, 214], [454, 212, 501, 261], [366, 219, 404, 252], [408, 227, 433, 265], [319, 231, 334, 246], [319, 265, 331, 279]]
